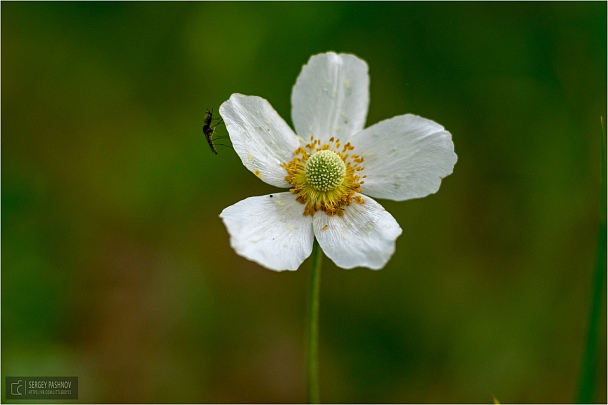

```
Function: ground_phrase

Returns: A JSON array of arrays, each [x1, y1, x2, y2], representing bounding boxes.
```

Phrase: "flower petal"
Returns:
[[291, 52, 369, 144], [220, 94, 300, 188], [312, 195, 402, 270], [220, 193, 314, 271], [351, 114, 457, 201]]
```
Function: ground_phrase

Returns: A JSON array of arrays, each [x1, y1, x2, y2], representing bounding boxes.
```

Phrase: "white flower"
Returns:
[[219, 52, 457, 271]]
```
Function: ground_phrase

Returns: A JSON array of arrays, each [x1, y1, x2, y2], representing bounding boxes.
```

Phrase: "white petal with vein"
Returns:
[[312, 195, 402, 270], [291, 52, 369, 144], [351, 114, 457, 201], [220, 94, 299, 188], [220, 193, 314, 271]]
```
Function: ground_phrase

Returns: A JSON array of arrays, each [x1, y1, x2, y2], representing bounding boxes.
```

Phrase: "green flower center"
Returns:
[[304, 150, 347, 192]]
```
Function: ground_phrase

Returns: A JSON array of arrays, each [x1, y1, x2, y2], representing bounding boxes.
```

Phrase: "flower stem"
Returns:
[[575, 117, 607, 403], [306, 240, 322, 404]]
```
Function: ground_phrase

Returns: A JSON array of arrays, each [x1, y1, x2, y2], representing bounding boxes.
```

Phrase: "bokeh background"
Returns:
[[2, 2, 606, 403]]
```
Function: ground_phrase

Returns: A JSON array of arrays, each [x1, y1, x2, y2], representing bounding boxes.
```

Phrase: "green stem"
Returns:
[[576, 117, 607, 403], [306, 240, 322, 404]]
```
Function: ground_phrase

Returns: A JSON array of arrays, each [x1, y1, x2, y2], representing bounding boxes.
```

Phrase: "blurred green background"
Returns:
[[2, 2, 606, 403]]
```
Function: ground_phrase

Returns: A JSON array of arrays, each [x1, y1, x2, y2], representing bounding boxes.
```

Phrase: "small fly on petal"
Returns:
[[203, 108, 224, 155]]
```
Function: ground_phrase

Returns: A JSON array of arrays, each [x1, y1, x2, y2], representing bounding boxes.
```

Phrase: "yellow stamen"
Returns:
[[281, 137, 365, 216]]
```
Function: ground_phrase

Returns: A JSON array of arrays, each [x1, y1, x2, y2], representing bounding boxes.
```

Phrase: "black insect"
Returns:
[[203, 108, 224, 155]]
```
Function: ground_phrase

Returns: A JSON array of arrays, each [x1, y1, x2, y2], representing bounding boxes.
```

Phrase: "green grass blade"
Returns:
[[576, 117, 607, 403]]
